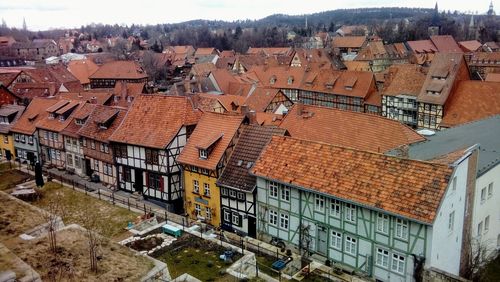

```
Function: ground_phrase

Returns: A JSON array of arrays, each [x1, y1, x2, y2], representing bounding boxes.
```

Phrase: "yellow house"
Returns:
[[177, 112, 244, 227], [0, 105, 25, 161]]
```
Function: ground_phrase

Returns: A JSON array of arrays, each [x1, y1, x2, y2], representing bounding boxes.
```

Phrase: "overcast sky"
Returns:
[[0, 0, 496, 31]]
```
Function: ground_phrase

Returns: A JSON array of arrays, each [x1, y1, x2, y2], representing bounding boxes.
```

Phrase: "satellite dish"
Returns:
[[417, 129, 436, 136]]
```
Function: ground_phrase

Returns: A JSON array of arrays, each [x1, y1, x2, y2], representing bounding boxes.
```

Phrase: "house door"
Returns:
[[317, 225, 327, 256], [248, 216, 257, 238], [85, 159, 92, 176], [134, 169, 143, 193]]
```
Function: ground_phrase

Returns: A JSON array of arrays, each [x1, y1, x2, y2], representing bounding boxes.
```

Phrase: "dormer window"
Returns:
[[48, 113, 55, 119], [59, 115, 65, 122], [0, 116, 8, 124], [287, 76, 294, 85], [75, 119, 85, 125], [270, 76, 277, 85], [199, 149, 208, 159]]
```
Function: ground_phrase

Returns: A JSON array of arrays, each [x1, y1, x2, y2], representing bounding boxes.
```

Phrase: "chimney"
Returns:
[[48, 82, 56, 96], [90, 96, 97, 104], [191, 94, 200, 109], [120, 81, 127, 99], [240, 104, 249, 116], [296, 102, 303, 116], [248, 110, 257, 125]]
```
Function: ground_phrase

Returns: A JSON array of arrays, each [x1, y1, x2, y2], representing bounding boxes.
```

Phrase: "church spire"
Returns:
[[488, 0, 495, 16]]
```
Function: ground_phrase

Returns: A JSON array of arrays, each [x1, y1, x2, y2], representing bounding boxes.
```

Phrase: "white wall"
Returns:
[[472, 164, 500, 257], [429, 158, 468, 276]]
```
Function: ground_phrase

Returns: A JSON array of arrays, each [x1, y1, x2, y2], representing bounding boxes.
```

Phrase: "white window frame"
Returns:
[[485, 215, 490, 232], [223, 210, 231, 222], [269, 210, 278, 226], [203, 183, 210, 197], [331, 231, 342, 250], [391, 253, 405, 274], [478, 221, 483, 236], [448, 211, 455, 232], [269, 181, 278, 198], [376, 248, 389, 268], [221, 188, 228, 196], [345, 203, 356, 223], [206, 207, 212, 220], [331, 199, 341, 218], [193, 180, 199, 194], [279, 213, 289, 230], [315, 194, 325, 212], [377, 213, 389, 234], [232, 213, 239, 226], [280, 186, 290, 202], [199, 149, 208, 159], [195, 204, 201, 216], [487, 182, 493, 198], [395, 218, 408, 240], [481, 187, 486, 202], [345, 236, 357, 255]]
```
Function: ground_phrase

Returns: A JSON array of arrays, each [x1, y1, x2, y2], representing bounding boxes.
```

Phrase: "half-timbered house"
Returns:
[[10, 97, 59, 165], [244, 87, 293, 115], [89, 61, 148, 89], [252, 136, 477, 281], [36, 99, 85, 167], [78, 105, 127, 187], [0, 104, 24, 161], [177, 113, 245, 226], [109, 95, 201, 212], [217, 125, 286, 237], [416, 53, 469, 130]]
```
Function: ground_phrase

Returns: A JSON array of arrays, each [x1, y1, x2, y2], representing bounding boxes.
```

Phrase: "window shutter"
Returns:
[[238, 215, 243, 227], [145, 171, 149, 188]]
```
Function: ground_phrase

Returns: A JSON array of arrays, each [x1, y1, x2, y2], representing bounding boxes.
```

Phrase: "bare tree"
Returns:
[[462, 235, 495, 280], [39, 196, 66, 255], [78, 200, 104, 273]]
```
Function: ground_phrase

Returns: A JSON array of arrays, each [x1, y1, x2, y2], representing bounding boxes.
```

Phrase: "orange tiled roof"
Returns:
[[430, 35, 463, 53], [251, 136, 454, 224], [61, 103, 97, 138], [177, 112, 244, 170], [279, 104, 424, 153], [458, 40, 482, 52], [10, 97, 60, 135], [383, 64, 427, 97], [255, 112, 285, 126], [332, 36, 367, 48], [89, 61, 148, 80], [36, 100, 85, 133], [485, 73, 500, 82], [78, 105, 127, 142], [67, 59, 99, 85], [58, 91, 112, 105], [440, 81, 500, 127], [343, 61, 371, 71], [244, 87, 284, 112], [407, 40, 438, 53], [109, 95, 201, 149]]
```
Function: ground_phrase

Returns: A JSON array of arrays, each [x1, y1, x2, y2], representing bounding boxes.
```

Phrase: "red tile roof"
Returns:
[[440, 81, 500, 127], [89, 61, 148, 80], [61, 103, 97, 137], [251, 136, 454, 224], [244, 87, 285, 112], [458, 40, 482, 52], [279, 104, 424, 153], [383, 64, 427, 97], [36, 100, 85, 133], [332, 36, 367, 48], [78, 105, 127, 142], [407, 40, 438, 53], [430, 35, 463, 53], [109, 95, 201, 149], [177, 112, 244, 170], [67, 59, 99, 85], [10, 97, 60, 135]]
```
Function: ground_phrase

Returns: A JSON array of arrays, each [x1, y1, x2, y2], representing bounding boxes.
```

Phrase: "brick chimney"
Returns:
[[240, 104, 249, 116], [296, 102, 303, 116], [90, 96, 97, 104], [248, 110, 257, 125], [120, 81, 127, 99], [48, 82, 56, 96]]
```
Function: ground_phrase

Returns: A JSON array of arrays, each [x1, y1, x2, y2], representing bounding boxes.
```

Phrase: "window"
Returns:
[[269, 210, 278, 226], [14, 134, 19, 141], [345, 236, 357, 255], [331, 231, 342, 250], [91, 140, 96, 149], [481, 187, 486, 202], [195, 204, 201, 216], [66, 153, 73, 166], [104, 164, 112, 175], [485, 216, 490, 232], [345, 203, 356, 223], [391, 254, 405, 274], [452, 176, 457, 191], [280, 186, 290, 202], [315, 194, 325, 212], [103, 143, 109, 153], [199, 149, 208, 159], [206, 207, 212, 220], [478, 221, 483, 236], [56, 150, 61, 160], [74, 156, 81, 168], [488, 183, 493, 198], [376, 248, 389, 268], [229, 189, 237, 198], [280, 213, 289, 230], [94, 159, 99, 171], [148, 173, 161, 190], [232, 213, 240, 226], [44, 131, 48, 140], [221, 188, 228, 196], [82, 138, 87, 147], [193, 180, 199, 193], [269, 181, 278, 198], [224, 210, 231, 222], [20, 135, 25, 143], [204, 183, 210, 197], [116, 145, 127, 158], [145, 148, 159, 165], [123, 167, 131, 182], [448, 211, 455, 232], [377, 213, 389, 234], [331, 199, 341, 218], [66, 138, 71, 145], [395, 218, 408, 239], [237, 192, 245, 201], [28, 136, 33, 144]]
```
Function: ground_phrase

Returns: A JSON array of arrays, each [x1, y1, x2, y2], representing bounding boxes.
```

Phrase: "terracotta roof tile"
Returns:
[[0, 104, 25, 134], [407, 40, 438, 53], [279, 104, 424, 153], [255, 112, 285, 126], [485, 73, 500, 82], [218, 125, 286, 191], [430, 35, 463, 53], [458, 40, 482, 52], [244, 87, 284, 112], [251, 136, 454, 224], [383, 64, 427, 97], [89, 61, 148, 80], [10, 97, 60, 135], [67, 59, 99, 85], [109, 95, 201, 149], [177, 112, 244, 170], [36, 99, 85, 132], [78, 105, 127, 142], [58, 91, 112, 105], [332, 36, 367, 48], [61, 103, 97, 137], [440, 81, 500, 127]]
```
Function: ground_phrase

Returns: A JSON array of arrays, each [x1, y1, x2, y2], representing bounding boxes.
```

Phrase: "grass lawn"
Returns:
[[0, 162, 18, 172], [155, 234, 240, 281], [0, 166, 32, 191], [34, 181, 139, 239]]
